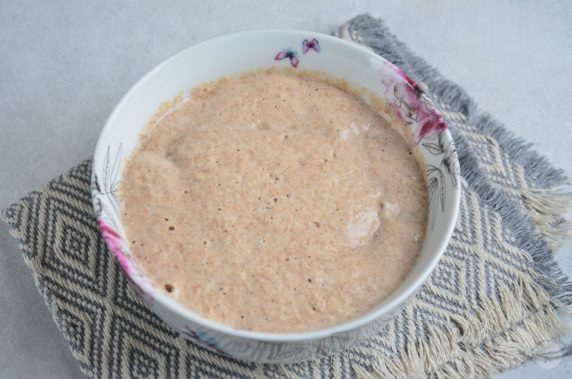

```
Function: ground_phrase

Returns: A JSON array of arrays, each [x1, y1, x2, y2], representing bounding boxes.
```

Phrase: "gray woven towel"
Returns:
[[3, 14, 572, 378]]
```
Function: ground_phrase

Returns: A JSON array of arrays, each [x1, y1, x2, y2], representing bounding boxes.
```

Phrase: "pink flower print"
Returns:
[[392, 75, 447, 141], [417, 98, 447, 140], [419, 114, 447, 140], [384, 62, 423, 96], [302, 38, 320, 54], [395, 67, 424, 96], [97, 219, 130, 274], [274, 49, 299, 68]]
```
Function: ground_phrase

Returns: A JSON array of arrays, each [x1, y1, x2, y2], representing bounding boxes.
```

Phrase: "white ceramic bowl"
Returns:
[[92, 30, 461, 363]]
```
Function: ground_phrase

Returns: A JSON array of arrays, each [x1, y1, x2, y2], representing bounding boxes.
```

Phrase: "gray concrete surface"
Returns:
[[1, 1, 571, 377]]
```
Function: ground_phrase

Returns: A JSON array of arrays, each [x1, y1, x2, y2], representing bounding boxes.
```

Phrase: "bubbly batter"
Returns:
[[120, 69, 427, 332]]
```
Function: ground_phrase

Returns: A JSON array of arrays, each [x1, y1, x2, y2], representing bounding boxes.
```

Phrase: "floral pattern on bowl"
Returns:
[[379, 63, 459, 225]]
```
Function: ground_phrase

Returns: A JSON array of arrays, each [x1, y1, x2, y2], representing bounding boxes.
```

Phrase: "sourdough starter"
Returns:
[[120, 70, 427, 332]]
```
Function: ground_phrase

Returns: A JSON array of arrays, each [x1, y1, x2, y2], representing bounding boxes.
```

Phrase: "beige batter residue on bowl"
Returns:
[[120, 69, 427, 333]]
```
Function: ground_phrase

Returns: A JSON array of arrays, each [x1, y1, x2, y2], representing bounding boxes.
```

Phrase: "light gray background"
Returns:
[[1, 1, 571, 378]]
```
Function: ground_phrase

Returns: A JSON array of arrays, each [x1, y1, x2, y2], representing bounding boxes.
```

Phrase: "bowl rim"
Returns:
[[93, 29, 461, 343]]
